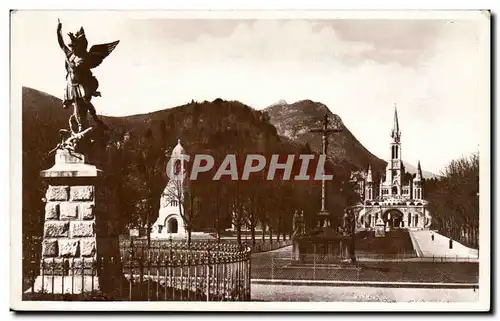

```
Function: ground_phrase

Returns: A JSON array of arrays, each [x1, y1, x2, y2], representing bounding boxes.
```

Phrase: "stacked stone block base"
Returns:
[[31, 276, 100, 294], [27, 149, 121, 295]]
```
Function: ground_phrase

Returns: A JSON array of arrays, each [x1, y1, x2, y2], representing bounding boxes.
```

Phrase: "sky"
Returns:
[[11, 11, 489, 174]]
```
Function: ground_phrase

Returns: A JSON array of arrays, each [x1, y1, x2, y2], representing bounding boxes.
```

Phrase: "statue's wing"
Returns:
[[87, 40, 120, 69]]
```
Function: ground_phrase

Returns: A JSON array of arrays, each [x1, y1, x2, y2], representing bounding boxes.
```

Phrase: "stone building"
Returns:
[[352, 106, 432, 231], [150, 139, 188, 238]]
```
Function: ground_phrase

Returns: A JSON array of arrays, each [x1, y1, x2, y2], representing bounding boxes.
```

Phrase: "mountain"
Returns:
[[21, 87, 437, 239], [21, 87, 307, 234], [264, 100, 439, 179], [263, 100, 441, 181], [264, 100, 387, 177], [403, 161, 440, 180], [21, 87, 287, 154]]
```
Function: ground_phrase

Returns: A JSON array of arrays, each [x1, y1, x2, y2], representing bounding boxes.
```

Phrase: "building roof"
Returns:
[[171, 139, 185, 157]]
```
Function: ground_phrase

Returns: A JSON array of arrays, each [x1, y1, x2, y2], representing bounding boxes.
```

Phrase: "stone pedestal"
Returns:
[[29, 149, 121, 294], [375, 218, 386, 238], [292, 239, 300, 261], [317, 210, 330, 228]]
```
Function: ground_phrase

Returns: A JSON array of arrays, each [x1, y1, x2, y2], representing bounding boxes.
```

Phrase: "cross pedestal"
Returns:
[[317, 210, 331, 228], [375, 217, 386, 238]]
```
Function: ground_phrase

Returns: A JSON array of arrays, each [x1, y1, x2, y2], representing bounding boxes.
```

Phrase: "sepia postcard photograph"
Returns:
[[9, 9, 491, 312]]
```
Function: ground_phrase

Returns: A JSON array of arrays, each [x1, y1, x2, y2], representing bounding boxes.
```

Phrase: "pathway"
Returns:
[[409, 230, 479, 260], [251, 284, 479, 302]]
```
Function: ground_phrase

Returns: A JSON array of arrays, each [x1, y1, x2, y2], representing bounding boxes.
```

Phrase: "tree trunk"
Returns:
[[262, 225, 266, 242], [236, 224, 242, 246], [277, 215, 282, 242], [146, 221, 151, 249], [187, 229, 192, 246], [350, 214, 356, 263], [251, 225, 256, 246]]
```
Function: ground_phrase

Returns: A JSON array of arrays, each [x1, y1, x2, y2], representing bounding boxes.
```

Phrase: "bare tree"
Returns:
[[133, 128, 166, 248], [230, 181, 247, 247]]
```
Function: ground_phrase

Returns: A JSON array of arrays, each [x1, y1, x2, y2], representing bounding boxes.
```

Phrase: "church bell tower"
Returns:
[[388, 103, 403, 196], [413, 160, 423, 200], [365, 165, 374, 201]]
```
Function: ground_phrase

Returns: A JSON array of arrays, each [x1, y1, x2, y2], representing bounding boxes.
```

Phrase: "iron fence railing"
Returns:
[[23, 241, 251, 301], [122, 238, 293, 256], [288, 253, 479, 264], [246, 240, 293, 253]]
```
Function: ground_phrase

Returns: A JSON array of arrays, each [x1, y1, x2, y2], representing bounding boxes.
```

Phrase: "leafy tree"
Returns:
[[426, 153, 479, 248]]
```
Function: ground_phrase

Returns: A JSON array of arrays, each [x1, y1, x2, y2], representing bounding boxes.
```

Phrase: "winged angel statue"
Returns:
[[53, 19, 119, 154]]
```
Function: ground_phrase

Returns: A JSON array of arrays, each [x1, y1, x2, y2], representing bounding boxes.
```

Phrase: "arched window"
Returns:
[[171, 200, 178, 207], [392, 186, 398, 194], [167, 218, 178, 233]]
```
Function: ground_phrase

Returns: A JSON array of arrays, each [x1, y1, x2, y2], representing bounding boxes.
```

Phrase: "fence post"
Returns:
[[313, 253, 316, 280], [147, 251, 151, 301], [179, 251, 184, 301], [271, 256, 274, 280], [247, 250, 251, 301], [206, 252, 210, 302]]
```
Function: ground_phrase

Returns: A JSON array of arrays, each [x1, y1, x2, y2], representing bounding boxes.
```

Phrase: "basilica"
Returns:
[[351, 106, 432, 231]]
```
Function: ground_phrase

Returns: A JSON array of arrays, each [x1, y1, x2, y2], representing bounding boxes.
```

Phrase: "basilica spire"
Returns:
[[415, 160, 423, 181], [367, 164, 373, 182], [391, 103, 401, 142]]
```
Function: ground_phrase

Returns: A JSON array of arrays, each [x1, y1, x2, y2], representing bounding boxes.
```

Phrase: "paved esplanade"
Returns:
[[409, 230, 479, 260], [251, 284, 479, 302]]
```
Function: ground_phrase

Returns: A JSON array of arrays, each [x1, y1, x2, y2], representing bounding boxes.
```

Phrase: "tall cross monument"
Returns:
[[310, 113, 342, 227]]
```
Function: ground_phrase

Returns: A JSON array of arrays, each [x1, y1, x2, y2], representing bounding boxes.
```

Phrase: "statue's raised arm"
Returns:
[[57, 19, 70, 56]]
